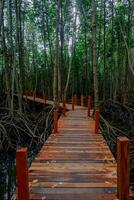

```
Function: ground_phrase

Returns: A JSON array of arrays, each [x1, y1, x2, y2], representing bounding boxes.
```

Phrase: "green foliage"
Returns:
[[0, 0, 133, 103]]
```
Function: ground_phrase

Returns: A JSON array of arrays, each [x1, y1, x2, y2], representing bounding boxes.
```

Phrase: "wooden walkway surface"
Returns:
[[21, 96, 117, 200]]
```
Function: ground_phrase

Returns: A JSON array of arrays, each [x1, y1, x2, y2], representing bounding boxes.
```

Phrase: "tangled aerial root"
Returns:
[[0, 102, 54, 159], [100, 99, 134, 184]]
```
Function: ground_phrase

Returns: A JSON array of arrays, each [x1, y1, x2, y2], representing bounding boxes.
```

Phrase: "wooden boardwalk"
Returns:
[[23, 98, 117, 200]]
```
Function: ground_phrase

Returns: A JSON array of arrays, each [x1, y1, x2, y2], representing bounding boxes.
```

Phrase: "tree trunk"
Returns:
[[53, 0, 60, 107], [64, 12, 77, 99], [103, 0, 106, 100], [15, 0, 23, 112], [92, 0, 99, 109], [2, 0, 11, 109]]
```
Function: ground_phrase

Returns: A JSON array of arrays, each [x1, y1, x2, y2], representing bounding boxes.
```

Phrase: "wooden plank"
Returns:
[[30, 162, 116, 167], [29, 188, 118, 200], [29, 174, 116, 183], [41, 145, 109, 152], [28, 193, 118, 200], [30, 168, 116, 175], [44, 143, 108, 147], [35, 154, 114, 160], [30, 182, 117, 188], [39, 150, 111, 154]]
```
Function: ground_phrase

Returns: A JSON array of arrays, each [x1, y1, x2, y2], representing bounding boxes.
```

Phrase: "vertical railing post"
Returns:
[[62, 96, 66, 116], [88, 96, 92, 116], [81, 95, 84, 107], [16, 148, 29, 200], [74, 95, 77, 105], [117, 137, 130, 200], [45, 92, 48, 104], [72, 96, 74, 110], [54, 108, 58, 133], [95, 110, 100, 134]]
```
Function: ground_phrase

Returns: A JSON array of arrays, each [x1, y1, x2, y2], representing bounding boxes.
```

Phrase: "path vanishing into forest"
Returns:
[[13, 96, 117, 200]]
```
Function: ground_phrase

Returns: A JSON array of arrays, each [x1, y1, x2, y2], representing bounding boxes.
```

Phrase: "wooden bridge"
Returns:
[[13, 95, 131, 200]]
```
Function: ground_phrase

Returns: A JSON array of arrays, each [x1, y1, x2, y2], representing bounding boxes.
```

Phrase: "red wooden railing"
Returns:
[[16, 148, 29, 200], [88, 96, 92, 117], [72, 96, 75, 110], [54, 108, 58, 133], [117, 137, 130, 200], [95, 110, 100, 134], [81, 95, 84, 106], [43, 91, 47, 104]]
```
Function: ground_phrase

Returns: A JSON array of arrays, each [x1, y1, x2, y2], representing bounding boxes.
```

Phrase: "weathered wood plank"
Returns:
[[30, 182, 117, 188], [29, 188, 118, 200]]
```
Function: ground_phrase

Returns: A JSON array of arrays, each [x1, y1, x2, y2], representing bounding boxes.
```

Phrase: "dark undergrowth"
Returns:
[[100, 99, 134, 188], [0, 95, 61, 200]]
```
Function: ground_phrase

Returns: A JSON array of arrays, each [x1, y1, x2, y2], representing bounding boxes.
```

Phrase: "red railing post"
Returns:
[[117, 137, 130, 200], [16, 148, 29, 200], [43, 92, 47, 104], [81, 95, 84, 107], [72, 96, 74, 110], [45, 92, 48, 104], [62, 96, 66, 116], [88, 96, 92, 116], [54, 108, 58, 133], [95, 110, 100, 134]]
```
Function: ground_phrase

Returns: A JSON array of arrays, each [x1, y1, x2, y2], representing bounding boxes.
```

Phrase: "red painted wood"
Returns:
[[43, 92, 46, 104], [95, 110, 100, 134], [54, 109, 58, 133], [117, 137, 130, 200], [81, 95, 84, 106], [129, 194, 134, 198], [45, 92, 48, 104], [88, 96, 92, 116], [16, 148, 29, 200]]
